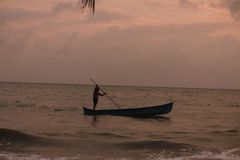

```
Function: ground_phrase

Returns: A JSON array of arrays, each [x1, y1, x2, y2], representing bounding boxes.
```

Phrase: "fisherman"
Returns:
[[93, 84, 106, 110]]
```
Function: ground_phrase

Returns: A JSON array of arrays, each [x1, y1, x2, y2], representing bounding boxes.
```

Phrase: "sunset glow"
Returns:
[[0, 0, 240, 89]]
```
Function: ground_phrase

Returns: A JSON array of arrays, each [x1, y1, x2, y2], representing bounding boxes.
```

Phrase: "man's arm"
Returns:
[[99, 92, 106, 96]]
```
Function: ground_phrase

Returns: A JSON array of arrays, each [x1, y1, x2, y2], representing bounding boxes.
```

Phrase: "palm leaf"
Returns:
[[77, 0, 95, 14]]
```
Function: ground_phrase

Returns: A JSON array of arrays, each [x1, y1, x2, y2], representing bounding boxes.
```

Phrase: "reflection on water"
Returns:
[[133, 115, 171, 121], [91, 116, 99, 127], [0, 82, 239, 160]]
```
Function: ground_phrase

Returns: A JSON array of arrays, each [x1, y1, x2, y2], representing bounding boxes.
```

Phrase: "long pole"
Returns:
[[90, 78, 121, 109]]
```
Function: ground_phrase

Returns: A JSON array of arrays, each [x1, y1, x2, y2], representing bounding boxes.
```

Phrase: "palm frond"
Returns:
[[77, 0, 95, 14]]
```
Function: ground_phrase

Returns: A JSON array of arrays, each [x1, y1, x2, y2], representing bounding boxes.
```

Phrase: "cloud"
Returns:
[[144, 0, 162, 7], [0, 7, 46, 24], [1, 22, 240, 87], [83, 10, 129, 23], [53, 2, 75, 13], [0, 1, 239, 88], [0, 2, 77, 26], [178, 0, 200, 8], [178, 0, 240, 21], [222, 0, 240, 21], [83, 23, 240, 88], [178, 0, 221, 9], [0, 28, 33, 71]]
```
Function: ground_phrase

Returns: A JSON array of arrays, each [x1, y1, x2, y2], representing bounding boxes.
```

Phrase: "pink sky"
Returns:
[[0, 0, 240, 89]]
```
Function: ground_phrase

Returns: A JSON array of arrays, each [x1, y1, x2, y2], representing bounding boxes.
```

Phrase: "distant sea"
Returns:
[[0, 82, 240, 160]]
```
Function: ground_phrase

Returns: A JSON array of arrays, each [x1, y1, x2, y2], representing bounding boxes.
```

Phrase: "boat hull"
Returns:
[[83, 102, 174, 117]]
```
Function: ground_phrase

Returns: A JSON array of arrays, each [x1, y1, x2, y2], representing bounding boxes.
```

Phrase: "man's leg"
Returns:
[[93, 98, 98, 110]]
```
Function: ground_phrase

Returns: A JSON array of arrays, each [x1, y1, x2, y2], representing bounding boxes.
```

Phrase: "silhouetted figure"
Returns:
[[93, 85, 106, 110]]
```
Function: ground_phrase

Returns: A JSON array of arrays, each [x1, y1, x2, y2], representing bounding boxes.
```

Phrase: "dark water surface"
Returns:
[[0, 82, 240, 160]]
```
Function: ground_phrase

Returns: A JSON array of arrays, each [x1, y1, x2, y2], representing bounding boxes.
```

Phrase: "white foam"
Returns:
[[1, 149, 240, 160], [146, 148, 240, 160], [0, 152, 80, 160]]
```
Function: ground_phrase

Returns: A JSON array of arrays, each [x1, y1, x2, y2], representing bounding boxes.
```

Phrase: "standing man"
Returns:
[[93, 84, 106, 110]]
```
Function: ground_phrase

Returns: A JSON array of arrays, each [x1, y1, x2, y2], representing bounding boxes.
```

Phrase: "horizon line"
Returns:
[[0, 81, 239, 91]]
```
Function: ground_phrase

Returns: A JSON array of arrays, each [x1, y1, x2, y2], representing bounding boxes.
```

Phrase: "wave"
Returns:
[[147, 148, 240, 160], [14, 100, 36, 108], [91, 132, 131, 139], [1, 147, 239, 160], [0, 128, 47, 145], [53, 107, 79, 112], [0, 149, 240, 160], [0, 152, 74, 160], [211, 129, 239, 135], [230, 104, 240, 107], [119, 140, 200, 152]]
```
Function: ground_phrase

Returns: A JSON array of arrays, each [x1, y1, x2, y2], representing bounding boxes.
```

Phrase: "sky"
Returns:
[[0, 0, 240, 89]]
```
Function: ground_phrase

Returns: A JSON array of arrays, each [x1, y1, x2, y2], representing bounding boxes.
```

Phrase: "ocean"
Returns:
[[0, 82, 239, 160]]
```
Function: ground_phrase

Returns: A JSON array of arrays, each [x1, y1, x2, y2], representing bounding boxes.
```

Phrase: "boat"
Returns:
[[83, 102, 174, 117]]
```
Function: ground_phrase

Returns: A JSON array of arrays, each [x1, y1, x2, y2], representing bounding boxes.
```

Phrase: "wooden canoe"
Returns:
[[83, 102, 174, 117]]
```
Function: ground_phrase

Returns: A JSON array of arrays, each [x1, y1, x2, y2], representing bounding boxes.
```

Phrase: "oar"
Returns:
[[90, 78, 121, 109]]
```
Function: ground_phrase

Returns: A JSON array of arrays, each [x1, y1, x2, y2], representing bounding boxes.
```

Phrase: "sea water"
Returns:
[[0, 82, 239, 160]]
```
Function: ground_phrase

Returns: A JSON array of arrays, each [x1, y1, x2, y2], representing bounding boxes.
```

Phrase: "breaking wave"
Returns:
[[0, 128, 48, 145], [0, 148, 240, 160], [120, 140, 200, 152], [0, 152, 80, 160], [147, 148, 240, 160]]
